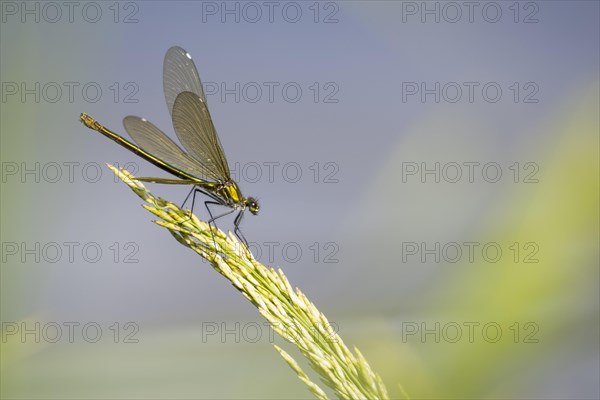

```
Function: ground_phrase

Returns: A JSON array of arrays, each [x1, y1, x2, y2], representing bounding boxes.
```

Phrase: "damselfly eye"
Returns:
[[247, 197, 260, 215]]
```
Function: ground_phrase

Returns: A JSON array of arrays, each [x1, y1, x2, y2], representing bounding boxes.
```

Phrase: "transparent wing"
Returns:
[[163, 46, 206, 117], [123, 116, 216, 181], [171, 91, 230, 181]]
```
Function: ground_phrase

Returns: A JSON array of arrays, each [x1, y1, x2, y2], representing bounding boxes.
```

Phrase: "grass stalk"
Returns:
[[108, 165, 393, 400]]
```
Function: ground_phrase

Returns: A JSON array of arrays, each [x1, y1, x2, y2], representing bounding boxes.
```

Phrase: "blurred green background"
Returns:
[[1, 1, 598, 399]]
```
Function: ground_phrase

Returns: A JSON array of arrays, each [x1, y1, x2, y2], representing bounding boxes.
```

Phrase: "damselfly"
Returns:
[[80, 46, 259, 246]]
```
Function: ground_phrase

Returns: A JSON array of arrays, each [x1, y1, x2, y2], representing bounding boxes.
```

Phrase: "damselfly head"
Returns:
[[246, 197, 260, 215]]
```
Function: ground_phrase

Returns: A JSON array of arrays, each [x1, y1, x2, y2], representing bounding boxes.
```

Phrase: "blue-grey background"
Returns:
[[1, 1, 598, 399]]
